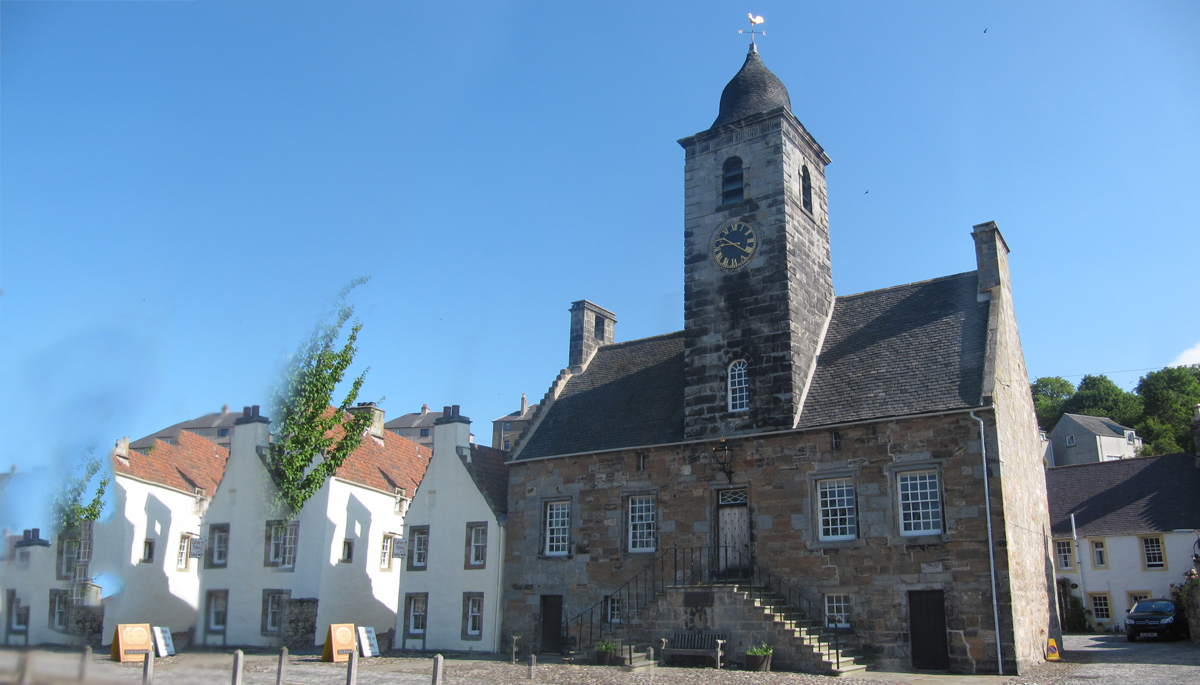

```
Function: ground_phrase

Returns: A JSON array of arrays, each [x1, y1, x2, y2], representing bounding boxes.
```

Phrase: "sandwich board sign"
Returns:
[[321, 623, 357, 663], [358, 626, 380, 657], [152, 627, 176, 657], [110, 623, 153, 662]]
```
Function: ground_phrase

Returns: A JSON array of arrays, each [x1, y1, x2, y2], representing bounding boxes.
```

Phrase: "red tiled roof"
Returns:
[[467, 445, 509, 518], [335, 430, 430, 496], [112, 430, 229, 496]]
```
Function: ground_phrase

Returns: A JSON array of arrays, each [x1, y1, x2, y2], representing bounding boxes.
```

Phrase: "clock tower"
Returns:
[[678, 44, 833, 440]]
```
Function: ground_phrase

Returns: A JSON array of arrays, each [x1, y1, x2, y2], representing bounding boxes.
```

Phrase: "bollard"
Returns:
[[18, 651, 32, 685], [79, 646, 92, 682], [142, 651, 155, 685], [345, 648, 358, 685], [431, 653, 444, 685], [276, 646, 288, 685], [646, 646, 654, 666], [231, 649, 244, 685], [511, 635, 521, 665], [528, 653, 536, 680]]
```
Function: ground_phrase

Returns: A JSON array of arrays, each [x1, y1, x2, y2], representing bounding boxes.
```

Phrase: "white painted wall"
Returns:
[[0, 540, 73, 647], [1056, 531, 1196, 627], [396, 417, 504, 652]]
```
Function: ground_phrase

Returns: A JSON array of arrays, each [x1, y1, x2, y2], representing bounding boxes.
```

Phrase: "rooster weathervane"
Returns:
[[739, 13, 765, 43]]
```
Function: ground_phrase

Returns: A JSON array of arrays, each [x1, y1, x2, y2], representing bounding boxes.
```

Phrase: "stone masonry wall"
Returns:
[[282, 598, 318, 650], [680, 111, 833, 440], [503, 410, 1023, 673]]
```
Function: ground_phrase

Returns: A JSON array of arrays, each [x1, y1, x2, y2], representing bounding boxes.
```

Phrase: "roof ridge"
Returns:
[[596, 329, 685, 351], [836, 271, 977, 301], [1047, 452, 1192, 471]]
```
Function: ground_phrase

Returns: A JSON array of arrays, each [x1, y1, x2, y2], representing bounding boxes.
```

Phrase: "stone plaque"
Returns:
[[684, 592, 714, 608]]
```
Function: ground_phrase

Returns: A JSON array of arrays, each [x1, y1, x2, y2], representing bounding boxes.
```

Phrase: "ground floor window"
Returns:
[[261, 590, 289, 635], [405, 594, 428, 635], [462, 593, 484, 639], [207, 591, 228, 632], [606, 595, 622, 624], [1127, 591, 1150, 611], [1089, 593, 1112, 621], [825, 594, 851, 628]]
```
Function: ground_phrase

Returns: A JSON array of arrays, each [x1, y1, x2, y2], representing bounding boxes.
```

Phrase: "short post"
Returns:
[[142, 651, 155, 685], [431, 653, 444, 685], [276, 646, 288, 685], [18, 651, 32, 685], [345, 648, 358, 685], [79, 646, 92, 682], [645, 646, 654, 667], [528, 653, 536, 679], [231, 649, 244, 685], [511, 635, 521, 665], [714, 640, 725, 670]]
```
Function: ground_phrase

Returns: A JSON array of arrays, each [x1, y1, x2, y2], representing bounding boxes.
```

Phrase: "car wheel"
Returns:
[[1127, 633, 1136, 642]]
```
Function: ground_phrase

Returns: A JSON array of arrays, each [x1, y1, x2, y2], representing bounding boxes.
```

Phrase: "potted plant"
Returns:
[[594, 640, 618, 665], [745, 641, 773, 672]]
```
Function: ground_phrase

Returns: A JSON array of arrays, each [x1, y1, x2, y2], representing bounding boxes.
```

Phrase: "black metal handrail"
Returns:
[[564, 545, 847, 669]]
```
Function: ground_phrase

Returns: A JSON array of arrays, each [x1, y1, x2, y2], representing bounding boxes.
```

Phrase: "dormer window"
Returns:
[[1126, 432, 1135, 444], [801, 165, 813, 212], [1066, 434, 1075, 447], [722, 158, 744, 204], [728, 360, 750, 412]]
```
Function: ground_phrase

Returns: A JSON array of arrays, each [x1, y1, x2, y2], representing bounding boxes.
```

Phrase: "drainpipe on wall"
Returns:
[[1072, 513, 1088, 623], [970, 410, 1003, 676]]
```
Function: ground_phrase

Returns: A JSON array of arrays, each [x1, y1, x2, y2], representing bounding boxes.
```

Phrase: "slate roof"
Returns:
[[515, 272, 990, 460], [1059, 413, 1131, 439], [334, 430, 430, 496], [517, 331, 686, 459], [384, 408, 443, 430], [712, 46, 792, 129], [467, 445, 510, 519], [130, 407, 238, 451], [113, 430, 229, 496], [1046, 453, 1200, 537], [796, 272, 989, 428]]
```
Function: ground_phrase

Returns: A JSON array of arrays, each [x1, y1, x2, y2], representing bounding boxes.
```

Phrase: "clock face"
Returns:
[[711, 221, 758, 270]]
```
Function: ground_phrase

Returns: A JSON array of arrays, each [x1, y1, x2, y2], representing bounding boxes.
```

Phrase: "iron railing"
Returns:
[[563, 545, 848, 669]]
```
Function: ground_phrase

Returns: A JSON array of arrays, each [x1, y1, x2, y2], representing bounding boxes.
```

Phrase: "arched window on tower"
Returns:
[[722, 157, 744, 205], [728, 360, 750, 412], [801, 165, 813, 213]]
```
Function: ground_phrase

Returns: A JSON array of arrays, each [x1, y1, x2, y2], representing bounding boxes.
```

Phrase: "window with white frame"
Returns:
[[380, 534, 395, 570], [212, 528, 229, 566], [1090, 593, 1111, 620], [176, 535, 193, 570], [825, 594, 851, 629], [1066, 434, 1075, 447], [818, 478, 857, 541], [12, 604, 27, 630], [208, 591, 228, 631], [628, 496, 656, 552], [898, 470, 942, 536], [60, 539, 80, 578], [544, 501, 571, 556], [1055, 540, 1074, 570], [264, 592, 286, 633], [465, 595, 483, 636], [52, 592, 69, 630], [408, 527, 429, 570], [607, 595, 622, 624], [1142, 536, 1165, 569], [728, 360, 749, 412], [1091, 539, 1107, 568], [267, 522, 299, 568], [409, 595, 427, 633], [470, 526, 487, 566]]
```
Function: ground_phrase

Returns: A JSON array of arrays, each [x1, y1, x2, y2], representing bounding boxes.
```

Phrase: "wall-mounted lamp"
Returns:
[[712, 438, 735, 482]]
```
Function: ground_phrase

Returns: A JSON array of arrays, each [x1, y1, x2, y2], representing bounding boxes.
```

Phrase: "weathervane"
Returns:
[[739, 13, 765, 43]]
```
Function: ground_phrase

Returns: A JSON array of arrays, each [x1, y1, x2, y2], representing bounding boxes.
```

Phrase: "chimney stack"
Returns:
[[349, 402, 386, 439], [568, 300, 617, 372], [520, 393, 528, 415], [421, 404, 429, 415], [971, 221, 1011, 299]]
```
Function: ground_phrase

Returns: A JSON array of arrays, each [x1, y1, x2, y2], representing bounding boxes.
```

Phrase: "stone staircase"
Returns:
[[728, 582, 867, 676]]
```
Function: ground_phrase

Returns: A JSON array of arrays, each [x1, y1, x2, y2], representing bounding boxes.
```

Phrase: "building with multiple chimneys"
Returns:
[[491, 394, 539, 451], [499, 44, 1055, 674], [385, 405, 444, 452]]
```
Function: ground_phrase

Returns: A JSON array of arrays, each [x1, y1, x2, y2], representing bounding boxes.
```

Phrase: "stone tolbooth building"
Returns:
[[501, 43, 1057, 675]]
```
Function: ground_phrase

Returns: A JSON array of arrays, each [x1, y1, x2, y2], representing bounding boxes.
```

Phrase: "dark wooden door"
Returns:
[[540, 595, 563, 654], [908, 590, 949, 670]]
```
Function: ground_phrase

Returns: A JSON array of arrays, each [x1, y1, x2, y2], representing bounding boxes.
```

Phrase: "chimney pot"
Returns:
[[31, 528, 40, 541], [252, 405, 260, 417], [452, 405, 460, 417], [23, 529, 31, 541], [443, 406, 451, 416], [421, 404, 429, 415], [521, 393, 528, 414], [243, 406, 252, 418]]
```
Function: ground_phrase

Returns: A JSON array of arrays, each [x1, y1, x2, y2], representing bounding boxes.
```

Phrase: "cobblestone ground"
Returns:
[[0, 636, 1191, 685]]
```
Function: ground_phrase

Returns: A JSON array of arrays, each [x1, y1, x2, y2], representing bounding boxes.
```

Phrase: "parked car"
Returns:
[[1125, 599, 1188, 641]]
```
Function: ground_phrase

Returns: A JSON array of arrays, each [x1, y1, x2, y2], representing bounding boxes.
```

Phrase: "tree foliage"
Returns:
[[1060, 374, 1142, 428], [1031, 376, 1075, 431], [50, 453, 110, 535], [268, 278, 373, 516]]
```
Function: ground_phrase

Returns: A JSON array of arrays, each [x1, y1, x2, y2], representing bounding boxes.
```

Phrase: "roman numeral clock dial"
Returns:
[[710, 221, 758, 270]]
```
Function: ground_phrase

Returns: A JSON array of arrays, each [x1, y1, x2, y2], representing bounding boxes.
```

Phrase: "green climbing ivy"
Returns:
[[50, 452, 110, 535], [268, 278, 374, 516]]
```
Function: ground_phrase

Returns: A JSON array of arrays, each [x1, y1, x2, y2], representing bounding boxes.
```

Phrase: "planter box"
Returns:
[[595, 650, 616, 665], [745, 653, 771, 672]]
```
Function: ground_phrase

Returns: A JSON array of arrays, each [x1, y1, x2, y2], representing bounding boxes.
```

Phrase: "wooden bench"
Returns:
[[660, 632, 727, 669]]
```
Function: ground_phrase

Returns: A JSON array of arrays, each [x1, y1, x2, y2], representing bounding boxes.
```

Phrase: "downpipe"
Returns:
[[971, 410, 1004, 676]]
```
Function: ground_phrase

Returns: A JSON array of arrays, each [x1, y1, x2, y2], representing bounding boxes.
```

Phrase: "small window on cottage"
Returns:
[[409, 596, 427, 633], [380, 535, 395, 570], [141, 539, 155, 564], [628, 495, 657, 552], [801, 165, 813, 213], [52, 592, 69, 630], [831, 431, 841, 450], [177, 535, 192, 570], [420, 428, 430, 437], [265, 593, 285, 633], [728, 360, 750, 412], [465, 595, 483, 636], [544, 501, 571, 556], [607, 595, 622, 624], [409, 528, 429, 569], [818, 479, 857, 541], [208, 592, 228, 631], [212, 528, 229, 566], [897, 470, 942, 536], [722, 157, 744, 204], [824, 594, 851, 629], [1091, 540, 1107, 568], [60, 539, 80, 577], [1055, 540, 1074, 570], [1090, 593, 1112, 621], [504, 422, 512, 431], [341, 540, 354, 563], [12, 604, 28, 630], [217, 428, 230, 437], [1127, 432, 1136, 444], [1141, 536, 1165, 569], [1066, 434, 1075, 447], [467, 525, 487, 567]]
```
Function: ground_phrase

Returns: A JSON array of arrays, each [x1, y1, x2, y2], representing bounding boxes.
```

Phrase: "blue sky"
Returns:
[[2, 1, 1198, 525]]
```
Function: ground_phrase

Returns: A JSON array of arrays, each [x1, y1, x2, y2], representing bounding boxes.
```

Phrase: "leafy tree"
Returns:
[[1031, 376, 1075, 431], [1060, 374, 1143, 429], [50, 452, 110, 535], [1134, 366, 1200, 455], [268, 278, 374, 515]]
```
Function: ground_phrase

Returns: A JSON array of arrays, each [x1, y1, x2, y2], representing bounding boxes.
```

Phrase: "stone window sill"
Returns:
[[806, 539, 866, 551]]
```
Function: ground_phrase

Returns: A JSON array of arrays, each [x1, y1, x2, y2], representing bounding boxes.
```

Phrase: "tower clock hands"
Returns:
[[714, 239, 751, 253]]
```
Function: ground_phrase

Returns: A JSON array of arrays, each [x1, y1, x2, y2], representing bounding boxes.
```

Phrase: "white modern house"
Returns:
[[2, 526, 75, 647], [1048, 453, 1200, 630], [196, 404, 429, 649], [396, 405, 508, 653], [1048, 413, 1142, 466]]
